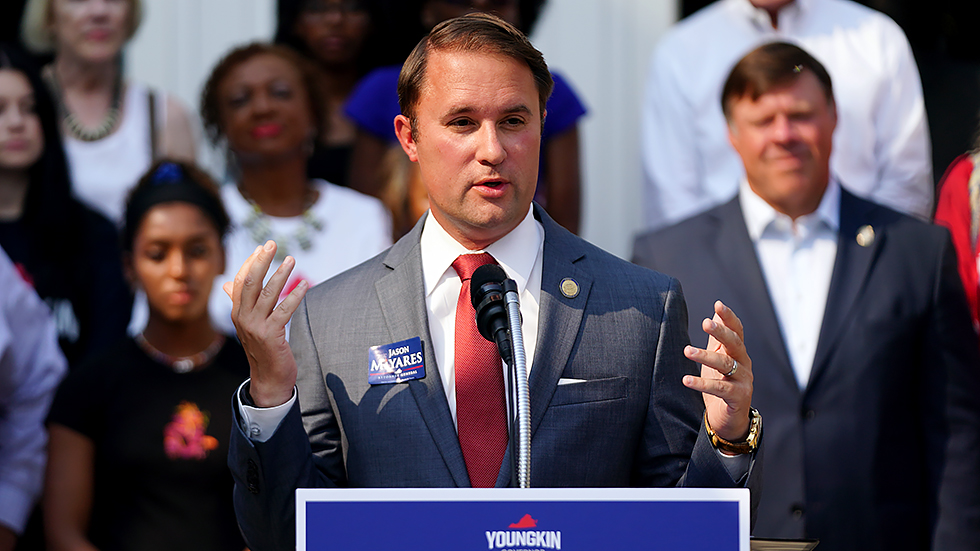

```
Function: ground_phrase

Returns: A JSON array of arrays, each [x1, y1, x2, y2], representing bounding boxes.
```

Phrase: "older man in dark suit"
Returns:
[[224, 13, 762, 551], [633, 42, 980, 551]]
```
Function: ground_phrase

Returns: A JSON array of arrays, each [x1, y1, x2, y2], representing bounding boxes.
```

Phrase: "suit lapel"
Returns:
[[374, 217, 470, 487], [809, 190, 882, 389], [713, 199, 798, 391], [493, 207, 593, 487], [526, 208, 593, 439]]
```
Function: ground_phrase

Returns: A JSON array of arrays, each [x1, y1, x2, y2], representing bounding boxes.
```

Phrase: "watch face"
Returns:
[[746, 409, 762, 447]]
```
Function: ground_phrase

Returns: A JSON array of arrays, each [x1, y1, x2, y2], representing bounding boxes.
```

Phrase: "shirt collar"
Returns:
[[729, 0, 807, 33], [739, 176, 841, 241], [420, 206, 542, 297]]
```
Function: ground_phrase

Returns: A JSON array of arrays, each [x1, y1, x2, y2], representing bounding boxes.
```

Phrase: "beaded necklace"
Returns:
[[43, 63, 123, 142], [135, 333, 225, 374], [239, 185, 324, 261]]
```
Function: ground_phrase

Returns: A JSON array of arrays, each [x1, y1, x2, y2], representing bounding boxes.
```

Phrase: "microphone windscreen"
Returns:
[[470, 264, 507, 307]]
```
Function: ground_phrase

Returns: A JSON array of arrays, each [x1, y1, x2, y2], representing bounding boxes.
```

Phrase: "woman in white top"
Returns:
[[200, 43, 391, 334], [20, 0, 196, 224]]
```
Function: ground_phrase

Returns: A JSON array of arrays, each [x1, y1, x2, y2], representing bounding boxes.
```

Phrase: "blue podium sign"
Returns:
[[297, 487, 749, 550]]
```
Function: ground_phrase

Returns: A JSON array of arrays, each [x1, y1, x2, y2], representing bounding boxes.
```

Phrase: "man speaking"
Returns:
[[225, 14, 761, 551]]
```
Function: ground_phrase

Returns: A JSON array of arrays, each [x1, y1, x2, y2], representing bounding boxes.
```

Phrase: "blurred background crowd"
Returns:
[[1, 0, 979, 550]]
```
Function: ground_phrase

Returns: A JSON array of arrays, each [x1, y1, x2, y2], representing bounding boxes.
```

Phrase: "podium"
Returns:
[[297, 487, 750, 550]]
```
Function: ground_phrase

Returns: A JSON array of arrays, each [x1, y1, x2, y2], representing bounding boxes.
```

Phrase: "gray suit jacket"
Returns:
[[633, 191, 980, 551], [230, 205, 760, 551]]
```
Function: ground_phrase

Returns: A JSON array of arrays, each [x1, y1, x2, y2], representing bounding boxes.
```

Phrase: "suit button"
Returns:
[[247, 459, 260, 494], [803, 409, 816, 421], [791, 504, 805, 520]]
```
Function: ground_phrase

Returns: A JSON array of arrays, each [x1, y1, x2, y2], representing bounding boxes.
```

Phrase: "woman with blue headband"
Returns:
[[44, 160, 247, 551]]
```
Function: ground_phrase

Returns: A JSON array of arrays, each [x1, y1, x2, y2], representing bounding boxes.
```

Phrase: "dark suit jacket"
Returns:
[[633, 190, 980, 551], [229, 206, 761, 551]]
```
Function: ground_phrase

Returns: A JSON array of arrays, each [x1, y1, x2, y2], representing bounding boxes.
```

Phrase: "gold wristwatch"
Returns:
[[705, 408, 762, 455]]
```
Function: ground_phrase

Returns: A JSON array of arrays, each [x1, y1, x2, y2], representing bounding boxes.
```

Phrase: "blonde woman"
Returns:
[[21, 0, 196, 223]]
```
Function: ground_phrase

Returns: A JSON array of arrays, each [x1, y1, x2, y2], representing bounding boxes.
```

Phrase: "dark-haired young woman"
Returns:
[[44, 160, 247, 551], [0, 43, 130, 367]]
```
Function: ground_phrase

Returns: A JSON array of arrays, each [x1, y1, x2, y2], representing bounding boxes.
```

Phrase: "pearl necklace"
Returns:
[[135, 333, 225, 374], [239, 185, 324, 261], [43, 64, 123, 142]]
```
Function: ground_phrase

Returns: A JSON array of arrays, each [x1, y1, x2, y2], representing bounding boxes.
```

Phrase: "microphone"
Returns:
[[469, 263, 531, 489], [470, 264, 514, 366]]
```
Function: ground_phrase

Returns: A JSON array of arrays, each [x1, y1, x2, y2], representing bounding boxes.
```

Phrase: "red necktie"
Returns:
[[452, 253, 508, 488]]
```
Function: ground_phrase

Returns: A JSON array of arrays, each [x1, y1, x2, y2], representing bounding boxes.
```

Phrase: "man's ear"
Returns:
[[726, 118, 740, 151], [394, 114, 419, 162]]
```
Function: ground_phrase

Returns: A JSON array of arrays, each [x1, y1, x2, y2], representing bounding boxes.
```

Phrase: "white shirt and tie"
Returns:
[[238, 205, 749, 476], [238, 207, 544, 439]]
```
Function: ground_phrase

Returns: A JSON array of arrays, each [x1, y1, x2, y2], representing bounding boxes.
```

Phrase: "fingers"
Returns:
[[701, 313, 746, 364], [687, 301, 754, 441], [682, 373, 738, 398], [686, 344, 733, 378], [713, 300, 744, 340], [239, 241, 278, 314], [270, 278, 310, 325], [229, 243, 265, 319], [254, 255, 298, 315], [686, 300, 754, 388]]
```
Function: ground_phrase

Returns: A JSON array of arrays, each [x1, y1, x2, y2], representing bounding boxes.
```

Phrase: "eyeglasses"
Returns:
[[301, 0, 366, 18]]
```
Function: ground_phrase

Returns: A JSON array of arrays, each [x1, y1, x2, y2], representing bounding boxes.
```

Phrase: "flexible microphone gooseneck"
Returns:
[[469, 264, 531, 488]]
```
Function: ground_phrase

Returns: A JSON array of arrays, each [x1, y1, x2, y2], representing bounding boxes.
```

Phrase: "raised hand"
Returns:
[[681, 300, 754, 442], [224, 240, 309, 407]]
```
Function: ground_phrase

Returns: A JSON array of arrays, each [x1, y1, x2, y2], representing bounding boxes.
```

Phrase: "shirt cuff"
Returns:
[[235, 379, 297, 443], [714, 447, 751, 481]]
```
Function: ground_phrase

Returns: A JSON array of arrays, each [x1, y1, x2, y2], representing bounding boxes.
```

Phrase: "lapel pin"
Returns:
[[856, 225, 875, 247], [560, 278, 579, 299]]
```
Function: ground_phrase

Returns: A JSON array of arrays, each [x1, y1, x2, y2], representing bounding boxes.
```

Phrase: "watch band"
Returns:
[[705, 408, 762, 455]]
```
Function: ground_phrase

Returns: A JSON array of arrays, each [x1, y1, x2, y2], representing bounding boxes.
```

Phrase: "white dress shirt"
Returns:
[[642, 0, 932, 231], [739, 178, 840, 388], [421, 208, 543, 426]]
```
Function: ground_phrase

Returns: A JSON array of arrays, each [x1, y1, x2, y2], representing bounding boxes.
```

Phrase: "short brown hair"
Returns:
[[721, 41, 834, 121], [397, 12, 553, 138], [200, 42, 326, 147]]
